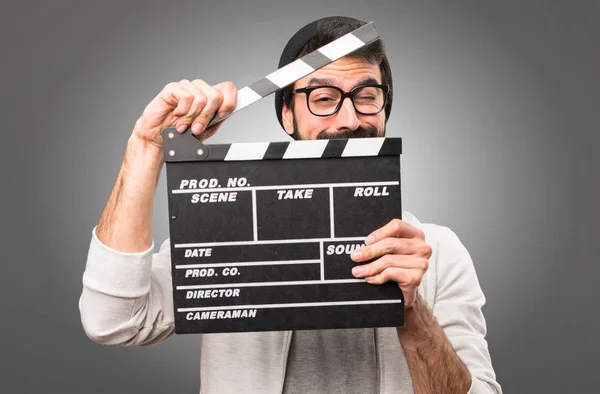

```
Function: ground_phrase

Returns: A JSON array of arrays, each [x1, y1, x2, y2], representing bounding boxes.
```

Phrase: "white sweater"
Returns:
[[79, 211, 501, 393]]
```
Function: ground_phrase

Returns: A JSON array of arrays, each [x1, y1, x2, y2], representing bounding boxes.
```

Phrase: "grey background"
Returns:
[[2, 0, 599, 393]]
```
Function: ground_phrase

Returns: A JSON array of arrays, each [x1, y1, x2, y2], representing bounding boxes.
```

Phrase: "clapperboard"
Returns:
[[161, 22, 405, 334]]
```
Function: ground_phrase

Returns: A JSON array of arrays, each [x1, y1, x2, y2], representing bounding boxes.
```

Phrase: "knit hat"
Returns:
[[274, 16, 393, 130]]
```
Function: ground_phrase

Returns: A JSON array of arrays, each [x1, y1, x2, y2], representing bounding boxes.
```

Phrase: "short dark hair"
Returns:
[[275, 16, 393, 129]]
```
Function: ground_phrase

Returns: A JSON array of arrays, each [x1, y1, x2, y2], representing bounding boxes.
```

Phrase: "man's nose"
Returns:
[[333, 97, 361, 131]]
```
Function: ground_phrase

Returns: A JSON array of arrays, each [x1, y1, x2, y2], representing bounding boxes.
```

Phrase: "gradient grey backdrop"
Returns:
[[2, 1, 599, 393]]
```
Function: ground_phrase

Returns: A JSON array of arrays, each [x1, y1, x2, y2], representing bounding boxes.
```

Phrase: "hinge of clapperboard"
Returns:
[[161, 22, 382, 162]]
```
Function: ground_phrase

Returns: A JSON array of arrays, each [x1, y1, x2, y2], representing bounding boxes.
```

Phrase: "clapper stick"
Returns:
[[205, 21, 380, 128]]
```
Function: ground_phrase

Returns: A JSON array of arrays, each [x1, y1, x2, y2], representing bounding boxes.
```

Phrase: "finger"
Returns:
[[364, 267, 424, 290], [156, 82, 190, 112], [193, 82, 238, 141], [214, 81, 237, 119], [352, 254, 428, 278], [189, 79, 224, 135], [364, 267, 422, 308], [191, 82, 237, 141], [351, 237, 421, 262], [365, 219, 424, 246], [151, 83, 195, 132], [178, 79, 209, 133]]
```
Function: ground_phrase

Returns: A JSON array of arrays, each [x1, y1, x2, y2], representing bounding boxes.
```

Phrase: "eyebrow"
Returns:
[[307, 77, 335, 86], [357, 77, 381, 85], [306, 76, 381, 87]]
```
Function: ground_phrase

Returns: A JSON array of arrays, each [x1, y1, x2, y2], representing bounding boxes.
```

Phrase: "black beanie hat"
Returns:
[[274, 16, 393, 130]]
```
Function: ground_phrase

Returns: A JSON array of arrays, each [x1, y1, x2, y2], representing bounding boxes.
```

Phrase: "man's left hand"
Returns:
[[350, 219, 432, 308]]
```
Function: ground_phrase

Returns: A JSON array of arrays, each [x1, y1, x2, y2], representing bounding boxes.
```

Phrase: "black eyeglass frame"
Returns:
[[291, 84, 390, 117]]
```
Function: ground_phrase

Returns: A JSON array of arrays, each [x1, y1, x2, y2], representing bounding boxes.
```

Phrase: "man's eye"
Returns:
[[314, 96, 335, 102], [356, 95, 376, 101]]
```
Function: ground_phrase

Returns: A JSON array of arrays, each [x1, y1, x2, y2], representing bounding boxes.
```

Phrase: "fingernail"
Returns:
[[176, 123, 188, 133], [351, 250, 362, 260], [192, 123, 202, 134], [352, 266, 364, 276], [219, 111, 231, 119], [365, 236, 375, 245]]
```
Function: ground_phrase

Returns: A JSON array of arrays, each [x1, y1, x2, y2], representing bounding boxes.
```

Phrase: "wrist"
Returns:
[[397, 295, 436, 340], [125, 134, 164, 174], [131, 115, 167, 152]]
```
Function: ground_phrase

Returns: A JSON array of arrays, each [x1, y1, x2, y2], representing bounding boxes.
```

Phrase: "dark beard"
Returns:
[[316, 127, 381, 140], [291, 115, 384, 140]]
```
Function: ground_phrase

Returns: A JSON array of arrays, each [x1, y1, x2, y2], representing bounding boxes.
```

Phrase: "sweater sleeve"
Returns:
[[430, 226, 502, 394], [78, 227, 175, 346]]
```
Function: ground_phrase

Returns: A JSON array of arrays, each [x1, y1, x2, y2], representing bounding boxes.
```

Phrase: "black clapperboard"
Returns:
[[162, 132, 403, 334], [160, 21, 405, 334]]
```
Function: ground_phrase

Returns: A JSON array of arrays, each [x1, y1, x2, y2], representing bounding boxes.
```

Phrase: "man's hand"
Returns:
[[133, 79, 237, 150], [350, 219, 432, 308], [96, 79, 236, 252]]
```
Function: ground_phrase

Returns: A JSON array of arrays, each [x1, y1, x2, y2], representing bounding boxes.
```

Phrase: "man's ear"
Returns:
[[282, 104, 294, 136]]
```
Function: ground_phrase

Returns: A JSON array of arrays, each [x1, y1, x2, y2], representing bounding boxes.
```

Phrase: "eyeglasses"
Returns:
[[292, 84, 389, 117]]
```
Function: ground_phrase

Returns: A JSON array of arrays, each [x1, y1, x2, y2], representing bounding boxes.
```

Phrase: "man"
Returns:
[[79, 16, 501, 393]]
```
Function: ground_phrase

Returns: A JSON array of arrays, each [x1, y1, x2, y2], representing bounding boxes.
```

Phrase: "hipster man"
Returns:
[[80, 16, 501, 394]]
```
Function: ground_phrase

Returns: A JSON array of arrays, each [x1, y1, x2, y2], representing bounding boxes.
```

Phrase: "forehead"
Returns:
[[295, 56, 382, 88]]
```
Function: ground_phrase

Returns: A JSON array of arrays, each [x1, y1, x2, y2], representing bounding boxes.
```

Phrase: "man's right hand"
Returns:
[[95, 79, 236, 252], [132, 79, 237, 150]]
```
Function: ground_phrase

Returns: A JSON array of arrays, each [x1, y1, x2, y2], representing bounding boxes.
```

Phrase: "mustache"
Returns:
[[316, 125, 382, 140]]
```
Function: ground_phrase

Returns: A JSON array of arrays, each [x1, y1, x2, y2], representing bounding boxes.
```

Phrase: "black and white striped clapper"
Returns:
[[206, 21, 380, 128], [162, 129, 404, 334]]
